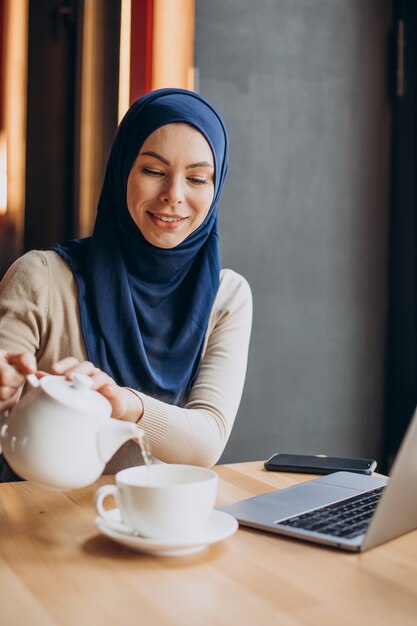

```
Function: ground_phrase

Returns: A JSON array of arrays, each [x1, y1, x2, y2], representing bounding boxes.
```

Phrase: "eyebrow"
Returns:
[[140, 150, 214, 169]]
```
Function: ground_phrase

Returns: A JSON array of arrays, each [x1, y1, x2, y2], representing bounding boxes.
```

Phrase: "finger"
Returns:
[[7, 352, 37, 374], [64, 361, 101, 380], [89, 371, 115, 391], [99, 383, 119, 402], [100, 386, 143, 422], [0, 385, 19, 401], [0, 362, 27, 389], [99, 384, 127, 419], [0, 388, 20, 411], [51, 357, 80, 374]]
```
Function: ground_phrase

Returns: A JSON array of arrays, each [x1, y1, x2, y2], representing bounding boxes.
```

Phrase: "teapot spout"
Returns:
[[97, 420, 146, 464]]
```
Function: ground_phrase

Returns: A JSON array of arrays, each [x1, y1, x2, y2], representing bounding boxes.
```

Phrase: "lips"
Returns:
[[150, 213, 183, 223], [147, 211, 188, 229]]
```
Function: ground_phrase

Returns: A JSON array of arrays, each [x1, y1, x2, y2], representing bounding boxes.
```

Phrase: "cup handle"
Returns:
[[94, 485, 138, 535], [94, 485, 118, 524]]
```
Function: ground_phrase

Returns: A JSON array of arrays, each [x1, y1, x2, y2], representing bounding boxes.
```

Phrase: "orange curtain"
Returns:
[[130, 0, 154, 102], [129, 0, 195, 103]]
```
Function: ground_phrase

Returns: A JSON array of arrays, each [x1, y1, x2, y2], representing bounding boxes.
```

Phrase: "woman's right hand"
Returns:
[[0, 351, 38, 414]]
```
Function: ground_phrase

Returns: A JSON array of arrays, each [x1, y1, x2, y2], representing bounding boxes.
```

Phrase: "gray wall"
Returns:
[[195, 0, 393, 463]]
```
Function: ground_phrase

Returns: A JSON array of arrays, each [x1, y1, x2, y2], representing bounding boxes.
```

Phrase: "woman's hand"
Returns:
[[51, 358, 144, 423], [0, 351, 38, 413]]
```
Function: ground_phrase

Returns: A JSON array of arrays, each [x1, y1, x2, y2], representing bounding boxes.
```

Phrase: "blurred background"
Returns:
[[0, 0, 415, 471]]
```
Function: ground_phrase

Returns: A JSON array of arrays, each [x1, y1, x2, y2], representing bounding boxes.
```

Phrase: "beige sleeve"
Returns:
[[0, 251, 49, 356], [137, 272, 253, 467]]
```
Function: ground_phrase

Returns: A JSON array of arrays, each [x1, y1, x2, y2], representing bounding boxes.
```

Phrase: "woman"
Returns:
[[0, 88, 252, 480]]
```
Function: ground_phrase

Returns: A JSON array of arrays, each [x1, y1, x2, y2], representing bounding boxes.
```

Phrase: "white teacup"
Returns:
[[94, 464, 218, 539]]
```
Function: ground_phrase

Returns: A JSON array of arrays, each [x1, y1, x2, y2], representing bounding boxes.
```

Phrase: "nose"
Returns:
[[159, 176, 184, 206]]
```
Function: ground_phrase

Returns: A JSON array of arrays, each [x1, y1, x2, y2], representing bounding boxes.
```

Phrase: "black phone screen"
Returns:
[[264, 453, 377, 475]]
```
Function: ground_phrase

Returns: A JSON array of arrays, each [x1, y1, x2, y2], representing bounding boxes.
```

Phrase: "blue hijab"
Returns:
[[54, 88, 228, 405]]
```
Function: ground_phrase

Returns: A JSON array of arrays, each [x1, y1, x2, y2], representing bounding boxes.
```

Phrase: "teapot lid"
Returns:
[[39, 374, 112, 417]]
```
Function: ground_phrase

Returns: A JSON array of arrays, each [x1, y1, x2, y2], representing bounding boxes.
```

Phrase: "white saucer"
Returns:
[[95, 508, 238, 556]]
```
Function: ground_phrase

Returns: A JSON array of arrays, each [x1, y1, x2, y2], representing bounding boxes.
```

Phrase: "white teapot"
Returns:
[[0, 373, 145, 490]]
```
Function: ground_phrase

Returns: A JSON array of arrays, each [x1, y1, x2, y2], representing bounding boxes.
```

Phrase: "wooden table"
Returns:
[[0, 461, 416, 626]]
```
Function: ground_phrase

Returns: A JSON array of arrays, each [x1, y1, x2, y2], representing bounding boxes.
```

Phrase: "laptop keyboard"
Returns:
[[278, 486, 385, 539]]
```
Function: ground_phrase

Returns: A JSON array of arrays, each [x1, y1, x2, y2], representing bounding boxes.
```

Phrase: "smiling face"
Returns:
[[126, 123, 215, 249]]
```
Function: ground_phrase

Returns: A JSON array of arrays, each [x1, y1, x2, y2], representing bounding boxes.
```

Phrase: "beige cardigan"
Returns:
[[0, 251, 252, 471]]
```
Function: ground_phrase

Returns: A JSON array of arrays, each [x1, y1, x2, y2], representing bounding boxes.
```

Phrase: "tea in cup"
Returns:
[[94, 464, 218, 539]]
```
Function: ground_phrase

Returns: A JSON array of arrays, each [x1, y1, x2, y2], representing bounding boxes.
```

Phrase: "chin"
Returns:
[[145, 233, 187, 249]]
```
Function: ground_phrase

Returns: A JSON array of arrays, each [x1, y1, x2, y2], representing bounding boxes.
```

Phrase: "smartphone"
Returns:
[[264, 453, 377, 475]]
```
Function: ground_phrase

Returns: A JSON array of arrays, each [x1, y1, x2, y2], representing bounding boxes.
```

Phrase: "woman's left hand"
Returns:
[[51, 358, 144, 423]]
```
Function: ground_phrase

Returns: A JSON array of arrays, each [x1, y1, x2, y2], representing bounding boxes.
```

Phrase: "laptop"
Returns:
[[220, 408, 417, 551]]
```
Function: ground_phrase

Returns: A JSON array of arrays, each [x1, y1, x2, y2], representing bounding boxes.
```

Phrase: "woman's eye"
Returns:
[[188, 177, 208, 185], [142, 167, 164, 177]]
